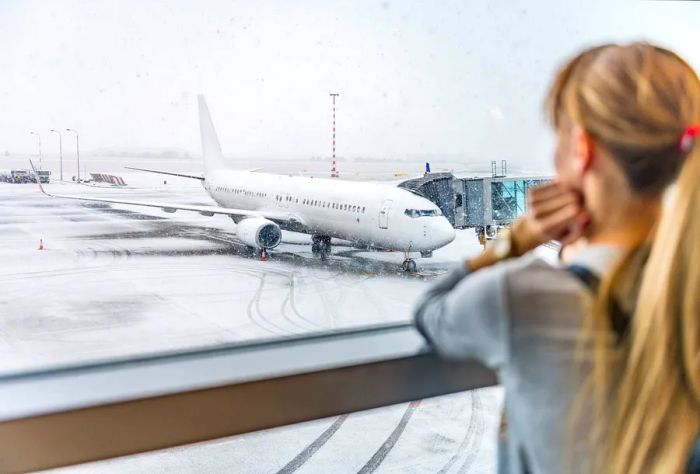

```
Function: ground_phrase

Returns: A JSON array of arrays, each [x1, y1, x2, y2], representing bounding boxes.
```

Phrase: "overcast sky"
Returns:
[[1, 0, 697, 171]]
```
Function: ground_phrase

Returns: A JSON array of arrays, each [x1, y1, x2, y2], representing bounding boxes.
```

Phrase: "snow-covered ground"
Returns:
[[0, 161, 504, 473]]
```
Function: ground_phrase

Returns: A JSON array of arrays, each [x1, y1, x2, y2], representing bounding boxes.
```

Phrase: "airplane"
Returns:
[[32, 95, 456, 272]]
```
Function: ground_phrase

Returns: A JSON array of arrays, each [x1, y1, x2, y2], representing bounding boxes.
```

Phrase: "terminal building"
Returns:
[[454, 175, 551, 236]]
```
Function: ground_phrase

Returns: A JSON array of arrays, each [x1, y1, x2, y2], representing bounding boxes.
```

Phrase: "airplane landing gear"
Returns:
[[401, 251, 417, 273], [312, 235, 332, 261], [401, 258, 418, 273]]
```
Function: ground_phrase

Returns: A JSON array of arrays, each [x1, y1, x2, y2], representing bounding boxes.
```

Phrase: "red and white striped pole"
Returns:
[[330, 93, 340, 178]]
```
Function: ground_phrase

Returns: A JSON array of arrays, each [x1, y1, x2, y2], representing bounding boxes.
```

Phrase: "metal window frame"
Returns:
[[0, 322, 496, 473]]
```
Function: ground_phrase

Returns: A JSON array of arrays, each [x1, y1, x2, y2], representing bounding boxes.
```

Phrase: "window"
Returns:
[[2, 1, 673, 471], [404, 209, 442, 218]]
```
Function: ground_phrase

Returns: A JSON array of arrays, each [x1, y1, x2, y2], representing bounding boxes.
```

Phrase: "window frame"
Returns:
[[0, 323, 496, 472]]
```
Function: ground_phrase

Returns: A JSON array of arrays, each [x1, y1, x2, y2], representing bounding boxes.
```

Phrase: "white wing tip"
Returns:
[[28, 160, 49, 195]]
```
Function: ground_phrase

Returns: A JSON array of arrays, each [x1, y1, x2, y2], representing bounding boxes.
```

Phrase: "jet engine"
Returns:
[[236, 217, 282, 249]]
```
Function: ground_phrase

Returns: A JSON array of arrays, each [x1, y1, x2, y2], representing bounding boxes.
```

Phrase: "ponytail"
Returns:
[[594, 137, 700, 473]]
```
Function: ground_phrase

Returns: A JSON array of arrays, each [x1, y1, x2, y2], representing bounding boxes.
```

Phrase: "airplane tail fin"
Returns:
[[198, 94, 227, 176]]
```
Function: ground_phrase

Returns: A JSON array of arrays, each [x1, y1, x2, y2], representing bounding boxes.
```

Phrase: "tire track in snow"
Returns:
[[275, 414, 350, 474], [457, 392, 485, 473], [246, 273, 291, 336], [278, 272, 327, 332], [357, 400, 422, 474], [437, 391, 483, 474]]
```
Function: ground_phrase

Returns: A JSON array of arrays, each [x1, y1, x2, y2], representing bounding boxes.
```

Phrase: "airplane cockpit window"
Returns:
[[404, 209, 442, 218]]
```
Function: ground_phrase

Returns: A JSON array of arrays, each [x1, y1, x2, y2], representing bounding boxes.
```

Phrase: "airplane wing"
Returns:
[[30, 161, 306, 227], [124, 166, 205, 180], [124, 166, 262, 177]]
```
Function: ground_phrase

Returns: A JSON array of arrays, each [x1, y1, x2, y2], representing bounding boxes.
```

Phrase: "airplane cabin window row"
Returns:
[[215, 186, 266, 198], [300, 198, 366, 214], [215, 188, 367, 215]]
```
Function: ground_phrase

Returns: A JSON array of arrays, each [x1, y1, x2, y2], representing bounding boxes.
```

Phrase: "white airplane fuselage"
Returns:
[[35, 94, 456, 261], [205, 170, 456, 253]]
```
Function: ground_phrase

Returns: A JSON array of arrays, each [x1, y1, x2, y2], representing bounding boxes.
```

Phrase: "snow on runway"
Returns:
[[0, 173, 502, 474]]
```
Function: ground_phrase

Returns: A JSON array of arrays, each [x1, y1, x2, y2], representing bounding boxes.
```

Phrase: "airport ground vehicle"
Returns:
[[1, 169, 50, 183]]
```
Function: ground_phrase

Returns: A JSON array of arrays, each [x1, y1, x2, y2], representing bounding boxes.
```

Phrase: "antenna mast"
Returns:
[[330, 93, 340, 178]]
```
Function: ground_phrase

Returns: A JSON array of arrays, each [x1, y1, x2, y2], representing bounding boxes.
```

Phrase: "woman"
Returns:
[[414, 42, 699, 473]]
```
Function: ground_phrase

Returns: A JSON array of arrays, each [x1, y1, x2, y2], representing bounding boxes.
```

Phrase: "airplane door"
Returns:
[[378, 199, 392, 229]]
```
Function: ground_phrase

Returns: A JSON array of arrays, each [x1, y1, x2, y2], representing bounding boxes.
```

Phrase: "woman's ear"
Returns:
[[572, 126, 595, 177]]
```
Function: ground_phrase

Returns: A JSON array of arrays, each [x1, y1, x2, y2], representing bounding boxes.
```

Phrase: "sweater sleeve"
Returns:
[[413, 262, 510, 368]]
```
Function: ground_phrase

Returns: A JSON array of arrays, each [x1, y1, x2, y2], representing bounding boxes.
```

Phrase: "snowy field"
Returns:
[[0, 157, 504, 473]]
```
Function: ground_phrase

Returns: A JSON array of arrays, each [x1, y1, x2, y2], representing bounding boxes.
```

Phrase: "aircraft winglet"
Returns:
[[29, 160, 50, 196]]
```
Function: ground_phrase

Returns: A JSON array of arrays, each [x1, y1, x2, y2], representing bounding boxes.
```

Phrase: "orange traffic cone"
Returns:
[[38, 239, 44, 250], [260, 249, 267, 261]]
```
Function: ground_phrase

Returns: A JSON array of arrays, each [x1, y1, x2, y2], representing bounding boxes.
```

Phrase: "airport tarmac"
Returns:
[[0, 159, 503, 473]]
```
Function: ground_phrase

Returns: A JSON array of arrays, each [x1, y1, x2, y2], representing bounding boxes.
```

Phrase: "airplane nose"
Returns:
[[433, 218, 456, 248]]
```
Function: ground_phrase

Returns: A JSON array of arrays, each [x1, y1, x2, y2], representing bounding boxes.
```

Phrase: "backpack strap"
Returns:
[[688, 436, 700, 474], [568, 266, 700, 473], [566, 265, 630, 342]]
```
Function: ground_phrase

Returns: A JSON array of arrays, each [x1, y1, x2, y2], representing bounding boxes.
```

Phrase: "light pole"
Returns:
[[65, 129, 80, 181], [29, 131, 42, 170], [329, 93, 340, 178], [50, 129, 63, 180]]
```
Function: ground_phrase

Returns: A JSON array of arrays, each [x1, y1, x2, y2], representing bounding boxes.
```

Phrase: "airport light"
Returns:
[[29, 131, 42, 170], [65, 128, 80, 181], [50, 129, 63, 180]]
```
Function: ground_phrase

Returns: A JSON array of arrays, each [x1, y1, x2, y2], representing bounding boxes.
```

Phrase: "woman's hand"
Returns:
[[466, 182, 590, 272], [511, 181, 590, 256]]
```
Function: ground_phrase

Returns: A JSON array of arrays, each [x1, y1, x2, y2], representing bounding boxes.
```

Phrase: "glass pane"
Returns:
[[2, 2, 693, 365], [0, 0, 693, 471]]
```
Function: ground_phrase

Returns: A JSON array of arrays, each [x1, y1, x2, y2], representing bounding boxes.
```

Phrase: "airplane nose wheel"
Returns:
[[401, 255, 418, 273], [312, 236, 332, 261]]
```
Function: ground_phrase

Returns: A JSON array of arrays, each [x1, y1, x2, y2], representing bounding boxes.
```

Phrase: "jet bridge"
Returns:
[[398, 173, 552, 235], [453, 176, 552, 236]]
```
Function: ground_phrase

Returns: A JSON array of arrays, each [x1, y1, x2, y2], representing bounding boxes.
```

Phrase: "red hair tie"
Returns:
[[679, 123, 700, 154]]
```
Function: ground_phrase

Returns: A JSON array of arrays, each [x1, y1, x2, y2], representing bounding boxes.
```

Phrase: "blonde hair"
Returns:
[[547, 43, 700, 473]]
